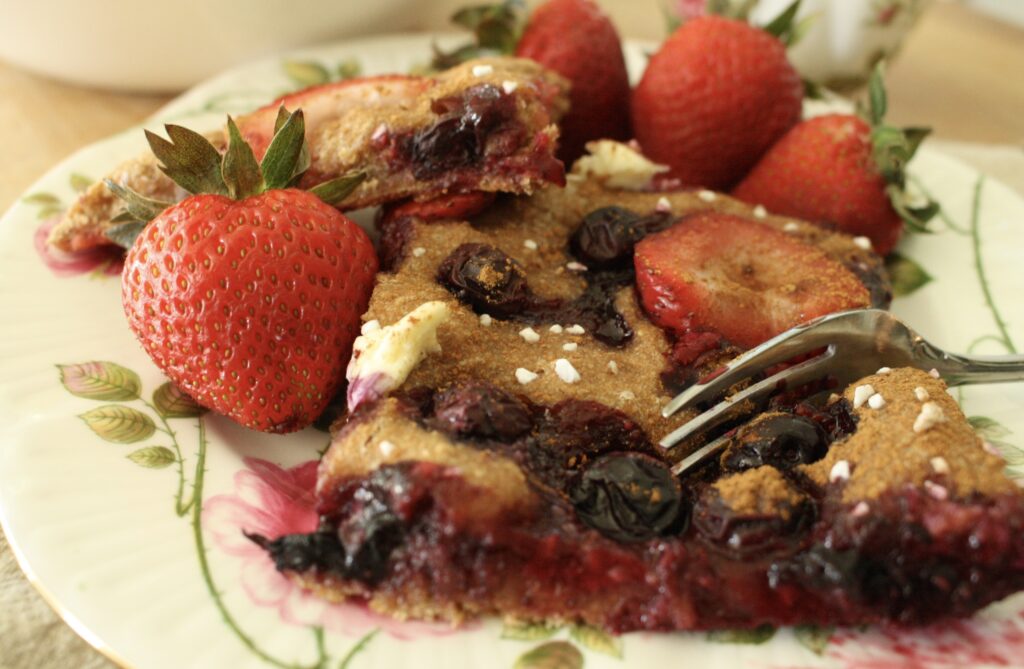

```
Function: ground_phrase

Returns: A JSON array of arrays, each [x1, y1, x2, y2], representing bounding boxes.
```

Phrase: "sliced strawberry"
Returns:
[[378, 191, 497, 227], [634, 213, 870, 348]]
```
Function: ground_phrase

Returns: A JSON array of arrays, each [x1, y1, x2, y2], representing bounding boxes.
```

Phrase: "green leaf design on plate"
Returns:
[[794, 625, 834, 655], [37, 205, 64, 220], [570, 625, 622, 658], [80, 405, 156, 443], [886, 252, 933, 297], [283, 60, 330, 88], [70, 172, 93, 193], [501, 620, 560, 641], [514, 641, 583, 669], [707, 625, 776, 644], [23, 192, 60, 205], [126, 446, 176, 469], [968, 415, 1011, 440], [153, 382, 206, 418], [992, 441, 1024, 467], [58, 362, 141, 401], [337, 58, 362, 80]]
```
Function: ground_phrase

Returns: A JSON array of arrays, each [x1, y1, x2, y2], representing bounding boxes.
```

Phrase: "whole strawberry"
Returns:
[[732, 66, 938, 255], [515, 0, 631, 162], [110, 110, 377, 432], [631, 12, 802, 190]]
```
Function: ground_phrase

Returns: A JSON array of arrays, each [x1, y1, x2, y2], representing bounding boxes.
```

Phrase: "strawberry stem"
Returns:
[[108, 105, 361, 249]]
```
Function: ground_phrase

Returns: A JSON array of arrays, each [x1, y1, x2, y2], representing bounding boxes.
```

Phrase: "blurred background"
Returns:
[[1, 1, 1022, 668], [1, 0, 1022, 214]]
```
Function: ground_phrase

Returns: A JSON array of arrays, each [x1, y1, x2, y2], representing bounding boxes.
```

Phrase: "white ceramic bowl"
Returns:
[[0, 0, 420, 92]]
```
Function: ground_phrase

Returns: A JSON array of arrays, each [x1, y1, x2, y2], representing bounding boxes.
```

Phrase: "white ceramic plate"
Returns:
[[1, 34, 1023, 669]]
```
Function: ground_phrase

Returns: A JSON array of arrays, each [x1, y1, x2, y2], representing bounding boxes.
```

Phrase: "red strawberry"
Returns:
[[112, 110, 377, 433], [634, 212, 869, 348], [631, 14, 802, 190], [732, 68, 937, 255], [378, 191, 496, 227], [515, 0, 631, 163]]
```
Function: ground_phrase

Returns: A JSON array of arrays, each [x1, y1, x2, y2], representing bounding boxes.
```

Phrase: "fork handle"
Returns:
[[931, 352, 1024, 387]]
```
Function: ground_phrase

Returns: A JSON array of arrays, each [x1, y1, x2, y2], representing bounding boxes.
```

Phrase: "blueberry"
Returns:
[[693, 484, 814, 555], [721, 413, 828, 473], [334, 470, 411, 584], [434, 381, 534, 441], [570, 206, 673, 270], [405, 84, 518, 178], [437, 243, 530, 317], [247, 530, 348, 574], [569, 452, 684, 543]]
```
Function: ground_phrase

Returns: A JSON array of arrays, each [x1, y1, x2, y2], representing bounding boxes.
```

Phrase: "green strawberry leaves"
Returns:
[[261, 107, 309, 191], [309, 172, 367, 206], [885, 252, 933, 296], [762, 0, 806, 47], [431, 0, 524, 70], [223, 117, 263, 199], [107, 106, 363, 249], [861, 63, 941, 235], [867, 63, 888, 125], [146, 125, 228, 196], [104, 180, 172, 223]]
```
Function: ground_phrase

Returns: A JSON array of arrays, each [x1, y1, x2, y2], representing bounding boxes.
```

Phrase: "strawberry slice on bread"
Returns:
[[634, 212, 870, 348]]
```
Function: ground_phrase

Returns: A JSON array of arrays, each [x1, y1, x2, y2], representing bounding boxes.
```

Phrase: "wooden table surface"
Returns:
[[1, 2, 1022, 668]]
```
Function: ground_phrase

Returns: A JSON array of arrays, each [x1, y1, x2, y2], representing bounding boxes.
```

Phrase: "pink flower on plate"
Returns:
[[204, 457, 452, 639], [766, 609, 1024, 669], [34, 215, 123, 278], [822, 613, 1024, 669]]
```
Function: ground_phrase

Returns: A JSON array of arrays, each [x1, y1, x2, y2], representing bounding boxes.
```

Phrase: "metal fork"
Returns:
[[660, 309, 1024, 475]]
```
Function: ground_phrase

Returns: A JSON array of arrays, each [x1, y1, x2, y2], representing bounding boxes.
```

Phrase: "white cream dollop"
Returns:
[[346, 301, 451, 411], [571, 140, 669, 190]]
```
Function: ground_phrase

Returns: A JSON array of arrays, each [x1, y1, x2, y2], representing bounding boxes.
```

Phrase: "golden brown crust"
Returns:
[[319, 398, 537, 525], [47, 57, 568, 253], [368, 218, 684, 438], [362, 176, 887, 445], [304, 57, 568, 207], [801, 368, 1016, 502], [47, 151, 181, 252]]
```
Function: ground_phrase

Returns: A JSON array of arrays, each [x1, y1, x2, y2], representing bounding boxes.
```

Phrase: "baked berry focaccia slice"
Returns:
[[259, 367, 1024, 631], [48, 57, 568, 252], [248, 160, 1023, 634]]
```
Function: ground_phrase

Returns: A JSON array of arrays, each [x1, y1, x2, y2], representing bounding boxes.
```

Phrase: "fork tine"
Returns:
[[658, 347, 835, 452], [660, 313, 856, 420], [670, 433, 731, 477]]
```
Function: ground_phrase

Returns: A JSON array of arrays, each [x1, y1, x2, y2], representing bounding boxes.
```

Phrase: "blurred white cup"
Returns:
[[0, 0, 420, 92], [670, 0, 933, 87]]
